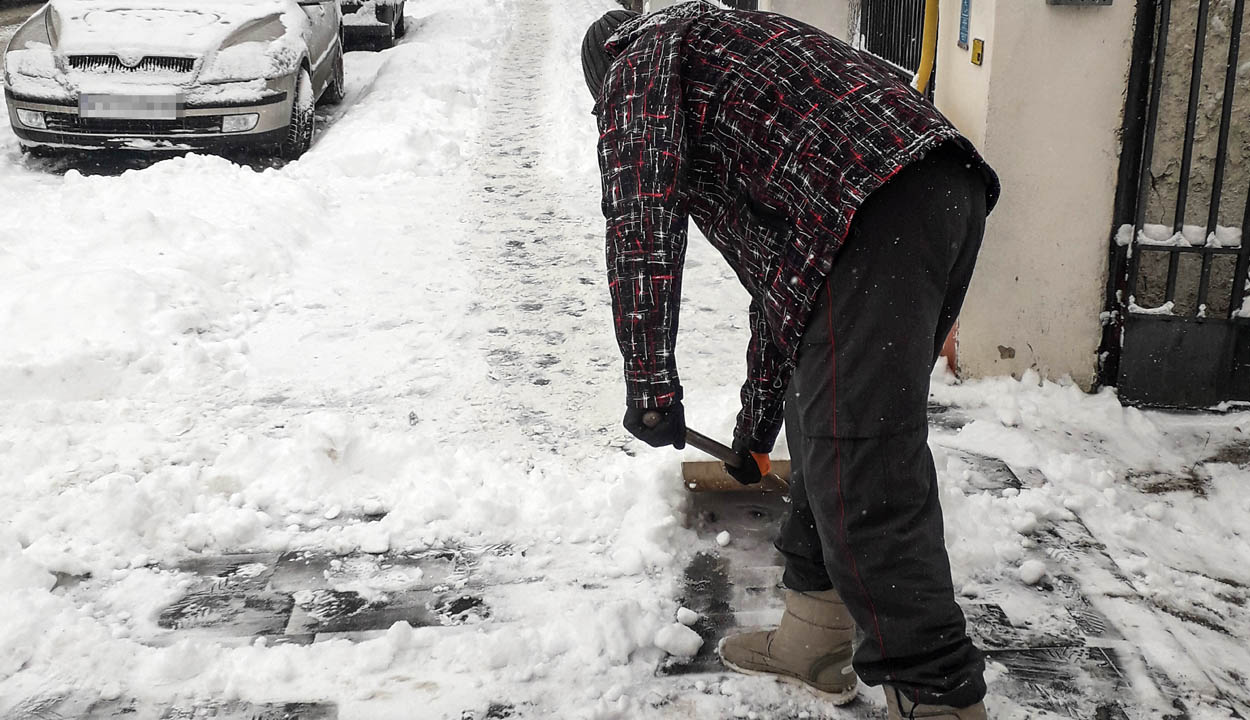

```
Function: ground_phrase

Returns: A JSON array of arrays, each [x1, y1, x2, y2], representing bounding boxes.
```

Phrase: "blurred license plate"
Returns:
[[79, 94, 183, 120]]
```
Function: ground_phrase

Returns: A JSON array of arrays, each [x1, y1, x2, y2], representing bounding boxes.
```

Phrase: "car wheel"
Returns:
[[279, 68, 315, 160], [320, 44, 346, 105]]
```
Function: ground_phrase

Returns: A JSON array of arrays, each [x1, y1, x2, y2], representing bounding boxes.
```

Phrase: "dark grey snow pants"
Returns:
[[777, 142, 988, 708]]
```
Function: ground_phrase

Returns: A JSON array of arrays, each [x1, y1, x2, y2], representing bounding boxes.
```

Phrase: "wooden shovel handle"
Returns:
[[642, 410, 743, 468]]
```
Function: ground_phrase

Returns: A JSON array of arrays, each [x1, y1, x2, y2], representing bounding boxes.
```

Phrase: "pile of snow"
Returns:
[[0, 155, 318, 402], [0, 0, 703, 715]]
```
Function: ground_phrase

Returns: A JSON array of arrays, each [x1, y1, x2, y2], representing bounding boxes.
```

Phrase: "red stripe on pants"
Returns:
[[828, 282, 888, 660]]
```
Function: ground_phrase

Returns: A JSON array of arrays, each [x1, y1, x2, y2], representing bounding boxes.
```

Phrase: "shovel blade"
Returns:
[[680, 459, 791, 493]]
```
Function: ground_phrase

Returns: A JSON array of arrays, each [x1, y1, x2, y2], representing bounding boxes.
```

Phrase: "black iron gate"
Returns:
[[859, 0, 929, 74], [1101, 0, 1250, 407]]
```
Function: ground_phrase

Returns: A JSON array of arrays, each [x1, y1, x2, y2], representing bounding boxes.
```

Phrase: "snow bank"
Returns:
[[0, 155, 318, 401], [0, 0, 700, 714], [301, 0, 510, 178]]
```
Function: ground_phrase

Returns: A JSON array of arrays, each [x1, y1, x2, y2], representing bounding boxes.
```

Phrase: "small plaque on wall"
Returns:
[[959, 0, 970, 49]]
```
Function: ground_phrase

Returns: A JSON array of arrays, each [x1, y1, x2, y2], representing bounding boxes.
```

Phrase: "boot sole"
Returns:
[[717, 637, 859, 706]]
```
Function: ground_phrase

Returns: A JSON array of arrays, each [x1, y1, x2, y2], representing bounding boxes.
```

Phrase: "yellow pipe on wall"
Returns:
[[913, 0, 940, 94]]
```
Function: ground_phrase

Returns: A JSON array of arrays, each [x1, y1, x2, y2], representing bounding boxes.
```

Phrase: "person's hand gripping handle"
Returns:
[[641, 411, 769, 485]]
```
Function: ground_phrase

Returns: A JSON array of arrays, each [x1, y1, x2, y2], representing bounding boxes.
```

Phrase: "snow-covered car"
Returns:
[[339, 0, 404, 49], [3, 0, 345, 158]]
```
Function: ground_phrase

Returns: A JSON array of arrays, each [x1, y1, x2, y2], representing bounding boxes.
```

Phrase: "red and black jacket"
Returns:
[[593, 2, 999, 452]]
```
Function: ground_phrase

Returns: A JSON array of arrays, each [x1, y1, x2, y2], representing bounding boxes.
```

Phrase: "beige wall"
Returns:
[[934, 0, 995, 147], [935, 0, 1137, 388]]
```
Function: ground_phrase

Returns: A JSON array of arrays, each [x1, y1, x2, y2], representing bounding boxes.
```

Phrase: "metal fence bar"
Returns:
[[1173, 0, 1211, 234], [870, 0, 880, 50], [890, 0, 899, 61], [880, 2, 889, 57], [1099, 0, 1163, 388], [872, 2, 878, 48], [912, 0, 924, 68], [886, 0, 896, 63], [904, 0, 915, 67], [1205, 0, 1245, 238], [1134, 245, 1243, 256], [905, 0, 915, 65], [1232, 180, 1250, 318], [910, 0, 920, 67], [880, 1, 888, 53], [1196, 249, 1215, 315], [899, 0, 909, 66], [1164, 250, 1181, 303], [1127, 0, 1173, 306]]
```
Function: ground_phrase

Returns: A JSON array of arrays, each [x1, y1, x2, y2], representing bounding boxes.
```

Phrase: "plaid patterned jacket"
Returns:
[[593, 2, 998, 452]]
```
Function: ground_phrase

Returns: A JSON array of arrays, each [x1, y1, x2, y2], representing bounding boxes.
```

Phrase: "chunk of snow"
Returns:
[[0, 536, 56, 592], [1019, 560, 1047, 585], [677, 607, 700, 626], [1128, 299, 1175, 316], [357, 527, 390, 555], [1210, 225, 1242, 248], [1011, 512, 1039, 535], [654, 623, 703, 657], [1114, 224, 1134, 247], [716, 531, 732, 547]]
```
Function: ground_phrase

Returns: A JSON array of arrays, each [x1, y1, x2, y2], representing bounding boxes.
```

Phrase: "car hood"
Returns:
[[47, 0, 296, 57]]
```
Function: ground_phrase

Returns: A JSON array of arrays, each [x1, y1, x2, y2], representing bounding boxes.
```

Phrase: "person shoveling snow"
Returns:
[[583, 3, 1000, 717]]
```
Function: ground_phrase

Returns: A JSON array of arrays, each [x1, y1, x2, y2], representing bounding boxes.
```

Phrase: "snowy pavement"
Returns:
[[1, 0, 1248, 718]]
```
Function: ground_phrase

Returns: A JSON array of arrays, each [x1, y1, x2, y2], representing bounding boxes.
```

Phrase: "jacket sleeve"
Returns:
[[734, 299, 792, 453], [595, 30, 690, 410]]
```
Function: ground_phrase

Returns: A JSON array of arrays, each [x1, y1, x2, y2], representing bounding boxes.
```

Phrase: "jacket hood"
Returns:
[[602, 0, 718, 58]]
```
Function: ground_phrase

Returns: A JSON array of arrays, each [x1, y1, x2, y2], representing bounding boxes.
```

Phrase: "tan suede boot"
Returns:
[[718, 589, 858, 704], [885, 687, 987, 719]]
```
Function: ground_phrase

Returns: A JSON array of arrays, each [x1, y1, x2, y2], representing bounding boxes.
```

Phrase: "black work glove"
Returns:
[[622, 402, 686, 449], [725, 441, 764, 486]]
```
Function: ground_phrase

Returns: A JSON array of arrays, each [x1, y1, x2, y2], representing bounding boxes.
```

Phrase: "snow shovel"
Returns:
[[643, 411, 790, 493]]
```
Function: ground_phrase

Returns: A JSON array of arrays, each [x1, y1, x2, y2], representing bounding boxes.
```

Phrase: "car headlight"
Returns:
[[4, 9, 58, 86], [5, 7, 52, 52], [199, 17, 298, 84], [16, 108, 47, 129]]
